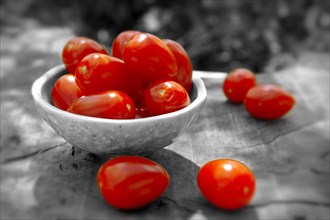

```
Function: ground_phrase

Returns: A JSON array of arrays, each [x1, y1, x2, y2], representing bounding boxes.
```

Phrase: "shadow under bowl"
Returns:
[[31, 65, 207, 156]]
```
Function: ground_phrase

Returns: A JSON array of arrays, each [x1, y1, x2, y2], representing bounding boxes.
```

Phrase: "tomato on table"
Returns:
[[111, 30, 140, 60], [67, 90, 135, 119], [123, 33, 177, 83], [51, 74, 84, 110], [163, 39, 193, 93], [223, 68, 257, 103], [97, 156, 170, 210], [62, 37, 108, 74], [197, 158, 256, 210], [75, 53, 143, 103], [143, 80, 191, 116], [244, 84, 295, 120]]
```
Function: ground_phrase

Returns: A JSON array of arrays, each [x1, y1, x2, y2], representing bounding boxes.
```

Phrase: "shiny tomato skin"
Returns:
[[67, 91, 135, 119], [97, 156, 170, 210], [244, 84, 295, 120], [62, 37, 108, 74], [123, 33, 177, 83], [143, 80, 191, 116], [197, 159, 256, 211], [111, 30, 140, 60], [163, 39, 193, 93], [51, 74, 84, 110], [223, 68, 257, 103], [75, 53, 143, 103]]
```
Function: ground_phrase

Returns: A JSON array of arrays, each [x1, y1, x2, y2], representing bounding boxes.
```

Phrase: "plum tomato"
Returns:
[[97, 156, 170, 210], [223, 68, 257, 103], [197, 158, 256, 211], [244, 84, 295, 120], [62, 37, 108, 74], [111, 30, 140, 60], [51, 74, 84, 110], [67, 90, 135, 119], [143, 80, 191, 116], [123, 33, 177, 83], [75, 53, 143, 103], [163, 39, 193, 93]]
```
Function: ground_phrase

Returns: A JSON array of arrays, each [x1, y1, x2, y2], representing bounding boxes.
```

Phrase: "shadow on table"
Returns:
[[31, 145, 258, 219]]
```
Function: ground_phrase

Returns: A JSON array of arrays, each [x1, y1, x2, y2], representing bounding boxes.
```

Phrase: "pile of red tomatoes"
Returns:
[[52, 31, 193, 119]]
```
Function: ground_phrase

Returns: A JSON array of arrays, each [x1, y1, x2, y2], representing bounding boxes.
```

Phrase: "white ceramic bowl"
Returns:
[[31, 65, 207, 156]]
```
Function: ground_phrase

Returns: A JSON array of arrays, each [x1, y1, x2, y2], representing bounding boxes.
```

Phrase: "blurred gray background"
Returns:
[[1, 0, 329, 73]]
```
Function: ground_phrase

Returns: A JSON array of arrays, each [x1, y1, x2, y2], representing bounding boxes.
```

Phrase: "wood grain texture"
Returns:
[[0, 28, 329, 220]]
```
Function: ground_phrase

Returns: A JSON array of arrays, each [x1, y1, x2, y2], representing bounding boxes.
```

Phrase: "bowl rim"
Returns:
[[31, 65, 207, 124]]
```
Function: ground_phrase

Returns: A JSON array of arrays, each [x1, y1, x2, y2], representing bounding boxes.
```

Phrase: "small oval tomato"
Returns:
[[143, 81, 191, 116], [197, 158, 256, 211], [163, 39, 193, 93], [75, 53, 143, 102], [67, 91, 135, 119], [97, 156, 170, 210], [51, 74, 84, 110], [111, 30, 140, 60], [123, 33, 177, 83], [244, 84, 295, 120], [223, 68, 257, 103], [62, 37, 108, 74]]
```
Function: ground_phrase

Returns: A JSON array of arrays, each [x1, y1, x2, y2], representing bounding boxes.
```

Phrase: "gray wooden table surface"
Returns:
[[1, 27, 329, 220]]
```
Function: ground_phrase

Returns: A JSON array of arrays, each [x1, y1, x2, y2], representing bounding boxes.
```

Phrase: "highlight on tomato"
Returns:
[[135, 107, 149, 119], [197, 158, 256, 211], [97, 156, 170, 210]]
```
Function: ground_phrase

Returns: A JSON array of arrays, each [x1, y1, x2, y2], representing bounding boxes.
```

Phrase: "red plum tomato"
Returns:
[[97, 156, 170, 210], [197, 158, 256, 211], [123, 33, 177, 83], [51, 74, 84, 110], [223, 68, 257, 103], [163, 39, 193, 93], [244, 84, 295, 120], [143, 80, 191, 116], [62, 37, 108, 74], [67, 90, 135, 119], [75, 53, 143, 103], [111, 30, 140, 60]]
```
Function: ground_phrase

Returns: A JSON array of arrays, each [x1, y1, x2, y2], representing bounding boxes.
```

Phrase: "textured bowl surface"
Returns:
[[31, 65, 207, 156]]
